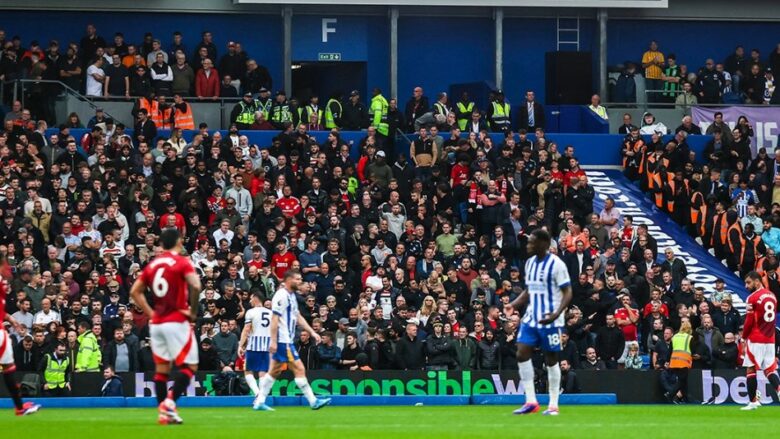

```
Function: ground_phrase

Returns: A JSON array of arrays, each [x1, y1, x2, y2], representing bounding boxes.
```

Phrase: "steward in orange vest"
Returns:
[[172, 94, 195, 130], [622, 129, 646, 182]]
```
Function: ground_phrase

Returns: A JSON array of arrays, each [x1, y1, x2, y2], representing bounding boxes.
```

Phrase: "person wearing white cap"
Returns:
[[366, 150, 393, 189]]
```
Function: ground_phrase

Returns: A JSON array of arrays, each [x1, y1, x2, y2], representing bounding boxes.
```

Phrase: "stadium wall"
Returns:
[[2, 10, 780, 105], [2, 369, 767, 404]]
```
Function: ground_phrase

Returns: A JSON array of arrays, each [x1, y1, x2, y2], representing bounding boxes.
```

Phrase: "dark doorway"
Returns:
[[291, 61, 367, 104]]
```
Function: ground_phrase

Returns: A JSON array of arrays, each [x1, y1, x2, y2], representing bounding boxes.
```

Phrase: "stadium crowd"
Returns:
[[615, 40, 780, 105], [0, 25, 776, 399]]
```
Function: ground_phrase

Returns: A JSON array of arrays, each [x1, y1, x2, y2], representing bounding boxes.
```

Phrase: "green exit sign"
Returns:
[[318, 53, 342, 61]]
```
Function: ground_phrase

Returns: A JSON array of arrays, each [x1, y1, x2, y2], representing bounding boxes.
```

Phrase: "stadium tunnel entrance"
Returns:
[[292, 61, 367, 107]]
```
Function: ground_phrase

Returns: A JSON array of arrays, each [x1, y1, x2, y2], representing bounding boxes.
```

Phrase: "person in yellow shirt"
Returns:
[[642, 40, 665, 103]]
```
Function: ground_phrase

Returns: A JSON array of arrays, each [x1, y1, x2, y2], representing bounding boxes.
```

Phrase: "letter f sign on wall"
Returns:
[[322, 18, 337, 43]]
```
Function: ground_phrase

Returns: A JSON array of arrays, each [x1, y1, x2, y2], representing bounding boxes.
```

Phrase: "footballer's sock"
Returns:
[[3, 367, 24, 410], [245, 373, 260, 396], [547, 364, 561, 408], [295, 377, 318, 406], [256, 375, 276, 405], [172, 368, 194, 401], [747, 373, 758, 403], [518, 360, 537, 405], [154, 373, 169, 404]]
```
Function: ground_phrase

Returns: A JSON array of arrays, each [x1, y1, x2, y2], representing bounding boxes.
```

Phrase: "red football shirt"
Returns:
[[743, 288, 777, 344], [139, 251, 196, 324], [615, 308, 639, 341], [277, 196, 302, 219], [271, 251, 297, 279]]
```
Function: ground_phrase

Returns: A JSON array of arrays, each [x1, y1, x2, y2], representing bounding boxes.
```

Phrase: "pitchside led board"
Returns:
[[236, 0, 666, 6], [292, 16, 368, 62]]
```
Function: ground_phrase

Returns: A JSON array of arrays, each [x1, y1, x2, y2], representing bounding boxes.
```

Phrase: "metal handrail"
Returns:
[[3, 78, 124, 125]]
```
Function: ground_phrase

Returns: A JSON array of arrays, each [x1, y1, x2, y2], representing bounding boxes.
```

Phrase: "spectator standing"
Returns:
[[80, 24, 106, 68], [661, 55, 682, 103], [171, 52, 195, 96], [395, 322, 425, 370], [641, 40, 665, 103], [195, 58, 220, 99], [517, 90, 545, 132], [104, 54, 129, 97], [697, 59, 724, 104], [85, 57, 106, 97], [213, 321, 238, 369], [404, 87, 429, 133]]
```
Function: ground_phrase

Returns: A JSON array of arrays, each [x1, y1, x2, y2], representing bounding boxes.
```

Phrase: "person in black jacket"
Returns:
[[712, 332, 738, 369], [103, 327, 139, 372], [365, 328, 394, 370], [395, 322, 425, 370], [559, 359, 581, 393], [341, 91, 368, 131], [133, 108, 157, 147], [425, 320, 457, 370], [198, 338, 221, 371], [697, 59, 724, 104], [517, 90, 545, 132], [404, 87, 429, 133], [296, 329, 319, 371], [101, 366, 124, 397], [595, 314, 624, 369]]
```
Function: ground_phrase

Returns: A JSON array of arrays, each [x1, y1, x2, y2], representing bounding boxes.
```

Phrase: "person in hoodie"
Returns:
[[639, 112, 668, 135]]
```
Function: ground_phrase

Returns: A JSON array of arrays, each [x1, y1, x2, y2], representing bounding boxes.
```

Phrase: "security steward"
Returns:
[[668, 321, 695, 403], [42, 343, 71, 397], [487, 90, 511, 132], [231, 92, 260, 130]]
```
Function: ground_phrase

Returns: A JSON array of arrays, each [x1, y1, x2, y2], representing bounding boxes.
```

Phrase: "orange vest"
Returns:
[[739, 234, 761, 267], [690, 191, 704, 226], [174, 103, 195, 130], [727, 222, 742, 254], [138, 98, 158, 120], [152, 106, 174, 130], [711, 212, 727, 246]]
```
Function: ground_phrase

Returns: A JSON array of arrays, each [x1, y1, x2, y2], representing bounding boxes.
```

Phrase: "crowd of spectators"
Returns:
[[613, 40, 780, 105], [0, 24, 775, 401]]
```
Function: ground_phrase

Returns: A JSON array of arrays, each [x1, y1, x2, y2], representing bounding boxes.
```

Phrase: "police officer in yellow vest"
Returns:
[[325, 94, 343, 130], [305, 95, 324, 128], [487, 90, 511, 133], [257, 87, 273, 118], [668, 321, 694, 403], [269, 90, 292, 130], [231, 92, 259, 130], [370, 88, 390, 137], [455, 92, 475, 131], [43, 343, 71, 396]]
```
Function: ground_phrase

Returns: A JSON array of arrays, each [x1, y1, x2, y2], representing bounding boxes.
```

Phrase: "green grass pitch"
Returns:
[[1, 405, 776, 438]]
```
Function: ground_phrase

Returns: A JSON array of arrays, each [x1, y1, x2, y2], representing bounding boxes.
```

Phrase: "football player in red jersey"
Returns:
[[130, 228, 202, 424], [741, 271, 780, 411], [0, 260, 41, 416]]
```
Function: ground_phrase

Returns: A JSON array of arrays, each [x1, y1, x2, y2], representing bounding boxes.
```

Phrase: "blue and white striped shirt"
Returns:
[[523, 253, 571, 328], [245, 306, 273, 352], [271, 287, 298, 344]]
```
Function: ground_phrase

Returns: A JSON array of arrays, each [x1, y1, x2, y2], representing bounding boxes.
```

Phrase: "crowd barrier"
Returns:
[[45, 128, 713, 167], [1, 369, 757, 405]]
